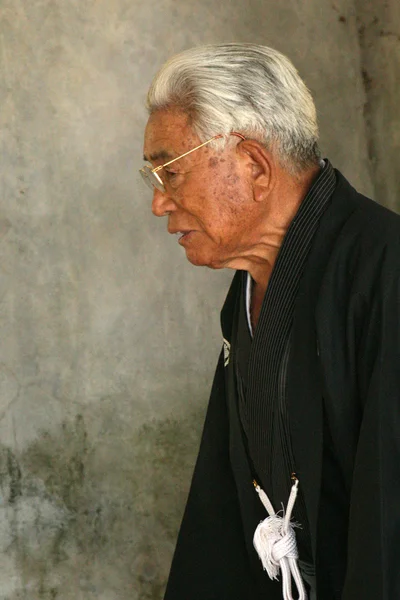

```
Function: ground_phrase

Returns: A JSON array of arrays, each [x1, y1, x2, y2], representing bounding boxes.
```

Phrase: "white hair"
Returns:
[[146, 43, 321, 173]]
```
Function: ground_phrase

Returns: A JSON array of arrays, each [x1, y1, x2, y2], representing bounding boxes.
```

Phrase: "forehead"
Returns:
[[143, 108, 199, 161]]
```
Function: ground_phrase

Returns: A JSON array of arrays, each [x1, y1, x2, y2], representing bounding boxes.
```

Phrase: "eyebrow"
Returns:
[[143, 149, 174, 163]]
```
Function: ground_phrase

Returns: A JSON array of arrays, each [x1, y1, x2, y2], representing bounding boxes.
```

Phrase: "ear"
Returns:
[[237, 140, 276, 202]]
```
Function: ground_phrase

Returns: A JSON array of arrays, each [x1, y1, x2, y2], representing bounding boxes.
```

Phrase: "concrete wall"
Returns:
[[0, 1, 398, 598], [355, 0, 400, 211]]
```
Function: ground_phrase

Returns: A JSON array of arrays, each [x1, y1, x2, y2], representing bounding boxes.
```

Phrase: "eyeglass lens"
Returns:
[[140, 168, 165, 192]]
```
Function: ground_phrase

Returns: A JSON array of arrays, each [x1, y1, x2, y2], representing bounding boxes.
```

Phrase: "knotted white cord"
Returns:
[[253, 479, 307, 600]]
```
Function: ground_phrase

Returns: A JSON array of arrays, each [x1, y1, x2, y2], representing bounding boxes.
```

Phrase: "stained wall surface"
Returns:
[[0, 0, 398, 598], [355, 0, 400, 211]]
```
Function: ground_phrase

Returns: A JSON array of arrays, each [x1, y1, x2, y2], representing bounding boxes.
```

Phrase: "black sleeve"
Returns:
[[343, 247, 400, 598]]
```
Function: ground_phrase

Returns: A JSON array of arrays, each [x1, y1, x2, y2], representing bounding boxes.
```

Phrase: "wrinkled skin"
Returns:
[[143, 107, 319, 291]]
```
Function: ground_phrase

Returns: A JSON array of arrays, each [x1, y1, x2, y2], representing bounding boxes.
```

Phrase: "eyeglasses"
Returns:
[[139, 131, 245, 193]]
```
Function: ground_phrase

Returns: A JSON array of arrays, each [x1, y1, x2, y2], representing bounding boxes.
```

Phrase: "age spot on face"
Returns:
[[226, 174, 240, 184], [208, 157, 219, 168]]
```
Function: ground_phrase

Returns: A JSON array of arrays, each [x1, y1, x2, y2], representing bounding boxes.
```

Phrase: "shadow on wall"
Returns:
[[0, 406, 205, 599]]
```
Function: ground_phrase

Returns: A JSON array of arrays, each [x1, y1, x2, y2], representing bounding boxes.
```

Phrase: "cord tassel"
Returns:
[[253, 479, 307, 600]]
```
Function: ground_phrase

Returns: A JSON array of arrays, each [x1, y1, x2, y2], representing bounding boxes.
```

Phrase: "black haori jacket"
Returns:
[[163, 169, 400, 600]]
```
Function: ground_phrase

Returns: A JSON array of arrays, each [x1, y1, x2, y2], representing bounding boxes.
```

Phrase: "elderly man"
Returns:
[[140, 44, 400, 600]]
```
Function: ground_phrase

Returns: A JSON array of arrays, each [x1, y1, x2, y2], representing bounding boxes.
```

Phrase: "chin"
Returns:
[[184, 249, 224, 270], [185, 253, 210, 267]]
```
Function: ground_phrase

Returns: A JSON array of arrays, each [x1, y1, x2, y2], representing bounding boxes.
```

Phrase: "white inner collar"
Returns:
[[245, 272, 253, 337]]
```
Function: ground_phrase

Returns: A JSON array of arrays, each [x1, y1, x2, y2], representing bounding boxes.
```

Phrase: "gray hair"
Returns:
[[146, 43, 321, 173]]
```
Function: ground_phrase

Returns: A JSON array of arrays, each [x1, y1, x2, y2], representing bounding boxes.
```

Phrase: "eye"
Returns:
[[163, 170, 183, 188], [164, 170, 179, 179]]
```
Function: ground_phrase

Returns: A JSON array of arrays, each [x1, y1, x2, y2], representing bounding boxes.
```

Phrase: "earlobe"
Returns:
[[253, 179, 270, 203]]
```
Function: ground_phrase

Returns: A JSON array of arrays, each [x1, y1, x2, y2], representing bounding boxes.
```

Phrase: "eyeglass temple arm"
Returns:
[[153, 132, 245, 173]]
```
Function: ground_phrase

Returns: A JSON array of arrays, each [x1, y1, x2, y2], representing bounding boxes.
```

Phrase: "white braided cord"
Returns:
[[253, 480, 307, 600]]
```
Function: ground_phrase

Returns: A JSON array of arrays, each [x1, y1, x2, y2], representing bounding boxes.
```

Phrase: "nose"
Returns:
[[151, 187, 177, 217]]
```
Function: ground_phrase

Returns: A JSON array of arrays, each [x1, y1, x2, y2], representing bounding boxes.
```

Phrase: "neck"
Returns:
[[229, 164, 320, 292]]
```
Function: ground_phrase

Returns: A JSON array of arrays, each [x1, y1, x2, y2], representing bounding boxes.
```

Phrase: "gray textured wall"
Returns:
[[355, 0, 400, 211], [0, 1, 398, 598]]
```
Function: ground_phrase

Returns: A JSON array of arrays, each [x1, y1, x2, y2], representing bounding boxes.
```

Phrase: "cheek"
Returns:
[[214, 170, 249, 222], [215, 175, 253, 244], [181, 164, 249, 236], [201, 193, 243, 243]]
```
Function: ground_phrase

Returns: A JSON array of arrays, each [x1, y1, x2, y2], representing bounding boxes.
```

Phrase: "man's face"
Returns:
[[143, 108, 260, 269]]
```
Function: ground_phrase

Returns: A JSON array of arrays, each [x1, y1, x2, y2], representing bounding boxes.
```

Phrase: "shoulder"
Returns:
[[324, 170, 400, 280], [312, 170, 399, 317], [333, 170, 400, 247]]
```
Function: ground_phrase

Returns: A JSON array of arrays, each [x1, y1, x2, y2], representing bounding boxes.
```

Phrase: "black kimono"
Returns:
[[163, 165, 400, 600]]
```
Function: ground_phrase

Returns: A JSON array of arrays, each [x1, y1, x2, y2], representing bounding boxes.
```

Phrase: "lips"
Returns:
[[169, 229, 194, 241], [177, 231, 191, 240]]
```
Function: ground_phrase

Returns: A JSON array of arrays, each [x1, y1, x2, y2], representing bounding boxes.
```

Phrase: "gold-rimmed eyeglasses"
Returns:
[[139, 131, 246, 193]]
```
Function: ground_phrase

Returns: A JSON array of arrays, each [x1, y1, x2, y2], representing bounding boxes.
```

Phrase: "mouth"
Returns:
[[170, 230, 195, 242]]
